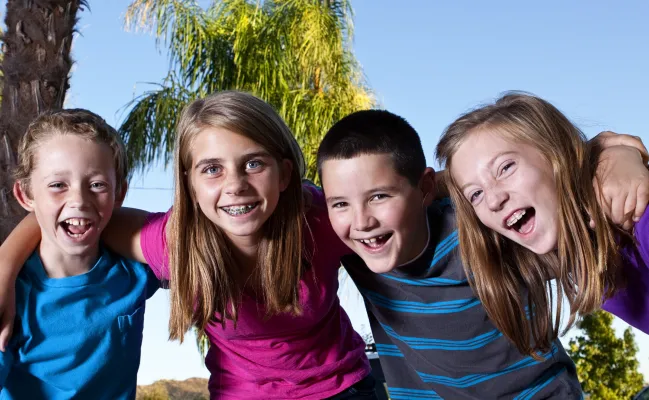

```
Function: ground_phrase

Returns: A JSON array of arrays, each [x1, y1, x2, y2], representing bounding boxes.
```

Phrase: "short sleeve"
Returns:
[[140, 210, 171, 281], [603, 211, 649, 333]]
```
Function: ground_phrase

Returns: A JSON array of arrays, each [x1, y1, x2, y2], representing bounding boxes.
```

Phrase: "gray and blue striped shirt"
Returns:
[[342, 200, 582, 399]]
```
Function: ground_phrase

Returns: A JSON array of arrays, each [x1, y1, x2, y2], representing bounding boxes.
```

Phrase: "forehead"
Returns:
[[190, 126, 267, 161], [321, 153, 409, 193], [450, 128, 517, 169], [29, 136, 116, 182]]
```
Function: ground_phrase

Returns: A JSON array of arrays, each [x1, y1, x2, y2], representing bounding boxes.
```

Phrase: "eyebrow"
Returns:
[[325, 185, 400, 205], [458, 151, 517, 191], [42, 170, 108, 180], [194, 151, 272, 170]]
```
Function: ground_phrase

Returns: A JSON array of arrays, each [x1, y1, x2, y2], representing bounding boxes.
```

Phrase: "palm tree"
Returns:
[[0, 0, 86, 243], [120, 0, 374, 182]]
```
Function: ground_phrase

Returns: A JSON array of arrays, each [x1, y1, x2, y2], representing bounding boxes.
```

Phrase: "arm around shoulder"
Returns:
[[102, 207, 150, 264]]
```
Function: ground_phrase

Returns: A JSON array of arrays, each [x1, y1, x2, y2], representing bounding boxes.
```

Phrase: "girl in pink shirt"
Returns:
[[118, 91, 372, 399], [1, 91, 373, 399]]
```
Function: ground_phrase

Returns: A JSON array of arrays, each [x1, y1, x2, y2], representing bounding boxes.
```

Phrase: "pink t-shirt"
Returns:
[[140, 185, 369, 399]]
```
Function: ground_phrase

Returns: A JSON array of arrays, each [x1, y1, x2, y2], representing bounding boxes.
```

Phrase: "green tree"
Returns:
[[568, 310, 644, 399], [120, 0, 374, 183], [0, 0, 86, 243]]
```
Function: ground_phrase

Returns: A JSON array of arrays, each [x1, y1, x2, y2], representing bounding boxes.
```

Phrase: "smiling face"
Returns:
[[322, 153, 433, 273], [15, 135, 119, 260], [187, 126, 291, 248], [450, 128, 559, 254]]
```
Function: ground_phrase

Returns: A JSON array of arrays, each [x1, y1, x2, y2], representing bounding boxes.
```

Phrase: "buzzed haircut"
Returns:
[[317, 109, 426, 186]]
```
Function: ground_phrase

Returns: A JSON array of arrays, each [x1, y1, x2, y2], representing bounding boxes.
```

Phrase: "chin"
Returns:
[[364, 260, 397, 274]]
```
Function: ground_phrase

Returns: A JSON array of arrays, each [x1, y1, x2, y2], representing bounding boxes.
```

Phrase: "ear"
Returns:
[[115, 180, 128, 208], [279, 159, 293, 192], [13, 181, 34, 212], [419, 167, 436, 207]]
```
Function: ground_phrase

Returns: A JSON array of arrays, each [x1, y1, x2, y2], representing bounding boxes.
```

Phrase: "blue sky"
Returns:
[[47, 0, 649, 384]]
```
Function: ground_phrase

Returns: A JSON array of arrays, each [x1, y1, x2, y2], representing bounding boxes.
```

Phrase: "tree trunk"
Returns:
[[0, 0, 84, 243]]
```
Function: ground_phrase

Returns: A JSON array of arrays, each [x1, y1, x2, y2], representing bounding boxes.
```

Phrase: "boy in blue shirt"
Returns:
[[0, 109, 158, 399], [316, 110, 649, 398]]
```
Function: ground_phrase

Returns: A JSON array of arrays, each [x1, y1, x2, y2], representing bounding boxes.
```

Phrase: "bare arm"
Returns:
[[101, 207, 150, 264], [0, 213, 39, 351]]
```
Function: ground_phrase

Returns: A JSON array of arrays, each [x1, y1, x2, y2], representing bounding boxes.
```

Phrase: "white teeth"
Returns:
[[506, 210, 526, 227], [221, 204, 256, 216], [359, 235, 386, 244], [64, 218, 90, 226]]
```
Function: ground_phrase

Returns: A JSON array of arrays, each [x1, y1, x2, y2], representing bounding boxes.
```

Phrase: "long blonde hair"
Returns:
[[436, 92, 626, 357], [168, 91, 307, 342]]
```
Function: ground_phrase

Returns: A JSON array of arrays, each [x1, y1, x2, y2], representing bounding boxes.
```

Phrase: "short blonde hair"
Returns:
[[14, 109, 128, 196]]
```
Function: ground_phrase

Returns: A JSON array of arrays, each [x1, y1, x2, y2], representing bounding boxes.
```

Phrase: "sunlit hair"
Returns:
[[436, 92, 626, 357], [168, 91, 307, 342], [14, 109, 127, 196]]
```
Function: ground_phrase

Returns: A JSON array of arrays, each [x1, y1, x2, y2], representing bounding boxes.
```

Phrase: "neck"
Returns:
[[227, 235, 260, 283], [38, 236, 98, 278], [402, 212, 431, 267]]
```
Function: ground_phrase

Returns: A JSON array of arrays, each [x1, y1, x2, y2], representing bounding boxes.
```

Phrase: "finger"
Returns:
[[634, 185, 649, 222], [622, 188, 638, 226], [0, 314, 13, 352], [609, 193, 626, 226]]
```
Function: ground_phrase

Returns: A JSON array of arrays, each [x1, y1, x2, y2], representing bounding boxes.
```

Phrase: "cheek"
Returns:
[[329, 213, 350, 238], [193, 179, 220, 202], [475, 207, 498, 231]]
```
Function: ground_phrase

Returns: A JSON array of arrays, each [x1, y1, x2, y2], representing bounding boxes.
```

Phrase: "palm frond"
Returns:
[[121, 0, 375, 183], [119, 79, 194, 174]]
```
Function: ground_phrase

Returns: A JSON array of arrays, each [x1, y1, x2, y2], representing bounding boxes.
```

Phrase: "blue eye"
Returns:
[[91, 182, 108, 191], [246, 160, 263, 170], [203, 165, 222, 175]]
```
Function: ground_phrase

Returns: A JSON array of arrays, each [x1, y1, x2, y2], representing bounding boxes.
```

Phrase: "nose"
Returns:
[[67, 186, 91, 210], [485, 186, 509, 212], [223, 170, 250, 196], [352, 206, 377, 232]]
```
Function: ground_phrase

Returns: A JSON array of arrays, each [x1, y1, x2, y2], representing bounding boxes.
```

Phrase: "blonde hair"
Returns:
[[436, 92, 626, 357], [168, 91, 307, 342], [14, 109, 127, 196]]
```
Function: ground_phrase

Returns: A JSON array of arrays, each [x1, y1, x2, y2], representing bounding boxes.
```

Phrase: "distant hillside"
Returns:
[[136, 378, 209, 400]]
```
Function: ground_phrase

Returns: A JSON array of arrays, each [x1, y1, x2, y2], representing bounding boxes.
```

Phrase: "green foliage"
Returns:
[[568, 310, 644, 399], [120, 0, 374, 183]]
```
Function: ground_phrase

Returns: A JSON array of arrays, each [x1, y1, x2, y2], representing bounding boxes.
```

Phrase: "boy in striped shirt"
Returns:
[[317, 110, 647, 399]]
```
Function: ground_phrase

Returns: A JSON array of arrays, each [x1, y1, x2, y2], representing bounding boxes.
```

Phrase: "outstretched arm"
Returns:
[[0, 214, 39, 351], [101, 207, 150, 264]]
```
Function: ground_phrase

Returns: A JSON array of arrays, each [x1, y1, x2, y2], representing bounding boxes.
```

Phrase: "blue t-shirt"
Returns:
[[0, 246, 159, 399]]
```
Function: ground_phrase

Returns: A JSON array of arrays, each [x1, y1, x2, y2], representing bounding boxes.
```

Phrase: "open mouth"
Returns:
[[506, 207, 535, 234], [356, 233, 393, 250], [60, 218, 94, 239], [220, 202, 260, 216]]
